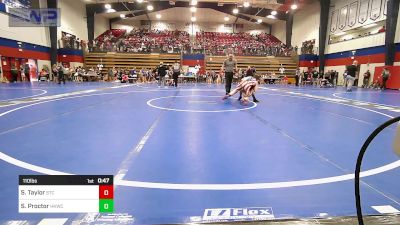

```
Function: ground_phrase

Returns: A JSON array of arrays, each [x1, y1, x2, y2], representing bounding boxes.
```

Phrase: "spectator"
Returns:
[[362, 70, 371, 88], [57, 64, 66, 85], [346, 60, 358, 92], [172, 60, 181, 87], [20, 64, 26, 82], [157, 62, 168, 87], [11, 66, 18, 82], [293, 68, 300, 86], [24, 63, 30, 82], [381, 67, 391, 90]]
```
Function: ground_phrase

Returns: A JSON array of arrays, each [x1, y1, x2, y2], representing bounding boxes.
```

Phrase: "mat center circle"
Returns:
[[147, 95, 257, 113]]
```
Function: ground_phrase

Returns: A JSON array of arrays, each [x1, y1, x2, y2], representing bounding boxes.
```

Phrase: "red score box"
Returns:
[[99, 185, 114, 199]]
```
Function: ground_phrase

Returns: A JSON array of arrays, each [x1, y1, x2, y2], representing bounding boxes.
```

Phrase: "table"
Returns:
[[179, 75, 196, 83], [82, 72, 101, 81]]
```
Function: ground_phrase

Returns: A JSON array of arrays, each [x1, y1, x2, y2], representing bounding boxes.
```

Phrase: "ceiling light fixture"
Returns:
[[271, 10, 277, 15], [156, 14, 161, 19], [243, 1, 250, 7], [147, 4, 154, 11], [233, 8, 239, 14], [191, 16, 197, 22], [190, 6, 197, 12], [104, 3, 111, 9], [224, 16, 229, 21]]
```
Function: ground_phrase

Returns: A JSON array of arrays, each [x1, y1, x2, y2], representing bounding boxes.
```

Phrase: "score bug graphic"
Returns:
[[18, 175, 114, 213]]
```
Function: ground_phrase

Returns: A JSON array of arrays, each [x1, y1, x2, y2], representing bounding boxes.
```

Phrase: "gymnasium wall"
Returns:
[[299, 43, 400, 86], [0, 0, 86, 75], [325, 0, 389, 54], [325, 30, 386, 54], [57, 0, 88, 42], [271, 20, 286, 44], [292, 1, 320, 50], [298, 0, 400, 87], [95, 14, 111, 38], [328, 0, 387, 35], [52, 0, 86, 66], [0, 5, 50, 47]]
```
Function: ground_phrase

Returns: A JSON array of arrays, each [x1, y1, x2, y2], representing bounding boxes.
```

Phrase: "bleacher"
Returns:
[[95, 29, 126, 43], [84, 52, 180, 72], [92, 29, 291, 56], [86, 30, 297, 79], [195, 32, 289, 56]]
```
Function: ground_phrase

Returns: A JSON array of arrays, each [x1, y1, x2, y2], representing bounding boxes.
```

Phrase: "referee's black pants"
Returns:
[[173, 72, 179, 87], [225, 72, 234, 94]]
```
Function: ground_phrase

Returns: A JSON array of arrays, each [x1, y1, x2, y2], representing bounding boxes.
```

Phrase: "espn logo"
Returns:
[[203, 207, 274, 221]]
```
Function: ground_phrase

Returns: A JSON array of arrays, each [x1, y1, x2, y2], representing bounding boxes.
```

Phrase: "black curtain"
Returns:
[[384, 0, 400, 66]]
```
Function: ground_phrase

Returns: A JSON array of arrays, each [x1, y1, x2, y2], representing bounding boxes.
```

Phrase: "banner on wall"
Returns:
[[330, 9, 338, 32], [339, 6, 348, 30], [358, 0, 369, 24], [370, 0, 382, 20], [383, 0, 388, 15], [348, 1, 358, 27]]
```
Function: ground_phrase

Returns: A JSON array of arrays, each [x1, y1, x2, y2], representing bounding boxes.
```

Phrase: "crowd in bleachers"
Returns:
[[59, 32, 83, 49], [89, 29, 127, 52], [90, 29, 291, 56], [122, 29, 190, 53], [301, 39, 315, 54], [90, 29, 190, 53], [195, 31, 291, 56]]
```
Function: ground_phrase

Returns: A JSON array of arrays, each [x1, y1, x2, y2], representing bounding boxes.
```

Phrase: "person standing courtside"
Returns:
[[157, 62, 167, 87], [362, 70, 371, 88], [381, 67, 391, 90], [172, 60, 181, 87], [57, 63, 66, 84], [346, 60, 358, 92], [222, 54, 237, 95], [295, 68, 300, 86]]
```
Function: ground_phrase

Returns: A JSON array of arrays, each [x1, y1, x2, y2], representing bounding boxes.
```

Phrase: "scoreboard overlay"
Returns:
[[19, 175, 113, 213]]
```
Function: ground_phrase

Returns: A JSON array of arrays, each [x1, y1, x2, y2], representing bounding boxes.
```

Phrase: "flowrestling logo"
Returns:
[[202, 207, 274, 221], [9, 8, 60, 27]]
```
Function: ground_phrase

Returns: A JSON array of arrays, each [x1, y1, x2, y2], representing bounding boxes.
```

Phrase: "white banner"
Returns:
[[370, 0, 382, 20], [330, 9, 339, 32], [348, 1, 358, 27], [358, 0, 369, 24], [383, 0, 388, 15], [339, 5, 348, 30]]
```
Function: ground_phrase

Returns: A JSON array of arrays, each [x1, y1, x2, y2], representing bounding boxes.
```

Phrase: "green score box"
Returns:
[[99, 199, 114, 213]]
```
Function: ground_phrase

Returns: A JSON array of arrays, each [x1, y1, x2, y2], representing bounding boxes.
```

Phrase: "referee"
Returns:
[[222, 54, 237, 95]]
